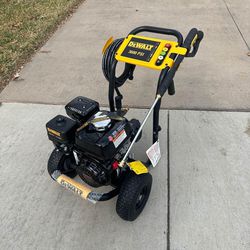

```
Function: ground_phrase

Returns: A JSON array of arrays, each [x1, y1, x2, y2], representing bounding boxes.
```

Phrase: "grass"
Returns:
[[0, 0, 84, 92]]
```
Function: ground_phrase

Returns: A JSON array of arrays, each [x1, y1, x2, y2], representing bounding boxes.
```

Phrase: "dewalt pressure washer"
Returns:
[[46, 26, 203, 221]]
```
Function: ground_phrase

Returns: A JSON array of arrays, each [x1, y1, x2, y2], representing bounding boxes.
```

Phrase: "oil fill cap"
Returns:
[[92, 112, 111, 132]]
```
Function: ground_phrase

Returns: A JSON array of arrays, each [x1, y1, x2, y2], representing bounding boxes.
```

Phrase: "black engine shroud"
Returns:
[[76, 117, 132, 161], [46, 96, 141, 187]]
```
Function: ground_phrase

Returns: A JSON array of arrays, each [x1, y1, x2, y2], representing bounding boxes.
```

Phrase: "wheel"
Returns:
[[47, 149, 77, 179], [116, 172, 152, 221]]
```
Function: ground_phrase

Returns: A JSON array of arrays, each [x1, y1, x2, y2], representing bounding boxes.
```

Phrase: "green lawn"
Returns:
[[0, 0, 84, 91]]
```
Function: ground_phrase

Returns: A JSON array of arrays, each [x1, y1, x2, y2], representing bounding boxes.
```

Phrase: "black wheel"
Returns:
[[116, 172, 152, 221], [47, 149, 77, 179]]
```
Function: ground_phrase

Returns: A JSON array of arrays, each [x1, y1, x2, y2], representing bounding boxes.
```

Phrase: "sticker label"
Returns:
[[47, 128, 60, 137], [113, 129, 127, 148], [121, 37, 160, 62], [146, 140, 161, 167]]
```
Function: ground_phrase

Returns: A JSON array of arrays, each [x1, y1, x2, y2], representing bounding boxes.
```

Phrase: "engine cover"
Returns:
[[46, 115, 77, 144], [65, 96, 99, 123], [46, 95, 142, 188], [75, 116, 132, 161], [76, 139, 131, 187], [77, 158, 109, 187]]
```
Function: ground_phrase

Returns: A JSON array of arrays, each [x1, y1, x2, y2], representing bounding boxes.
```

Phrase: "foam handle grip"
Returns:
[[168, 80, 175, 95], [185, 29, 204, 57], [157, 28, 204, 96], [157, 61, 181, 97], [183, 28, 198, 50], [197, 30, 204, 41]]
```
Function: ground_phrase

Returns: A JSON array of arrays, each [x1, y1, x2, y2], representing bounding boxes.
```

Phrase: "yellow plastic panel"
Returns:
[[102, 36, 114, 54], [115, 35, 187, 70], [128, 161, 149, 175]]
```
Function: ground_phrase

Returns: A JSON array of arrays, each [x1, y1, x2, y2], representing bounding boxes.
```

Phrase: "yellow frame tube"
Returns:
[[55, 174, 92, 200]]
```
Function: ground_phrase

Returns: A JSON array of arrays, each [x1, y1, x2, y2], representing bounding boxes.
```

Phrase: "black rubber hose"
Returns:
[[102, 38, 135, 88]]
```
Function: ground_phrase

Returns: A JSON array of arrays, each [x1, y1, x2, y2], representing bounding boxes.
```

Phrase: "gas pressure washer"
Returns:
[[46, 26, 203, 221]]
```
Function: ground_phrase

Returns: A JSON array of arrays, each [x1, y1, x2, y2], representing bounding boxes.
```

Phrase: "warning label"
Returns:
[[113, 129, 127, 148]]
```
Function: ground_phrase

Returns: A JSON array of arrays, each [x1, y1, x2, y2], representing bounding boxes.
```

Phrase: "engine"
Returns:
[[46, 96, 141, 187]]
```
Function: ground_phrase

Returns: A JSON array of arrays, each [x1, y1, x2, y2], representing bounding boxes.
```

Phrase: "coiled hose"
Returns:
[[102, 38, 135, 88], [102, 38, 136, 111]]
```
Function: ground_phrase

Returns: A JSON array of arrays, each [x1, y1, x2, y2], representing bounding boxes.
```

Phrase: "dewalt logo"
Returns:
[[128, 41, 154, 51], [60, 179, 83, 196]]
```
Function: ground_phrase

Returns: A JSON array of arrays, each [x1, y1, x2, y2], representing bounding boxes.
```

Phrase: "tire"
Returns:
[[47, 149, 77, 179], [116, 172, 152, 221]]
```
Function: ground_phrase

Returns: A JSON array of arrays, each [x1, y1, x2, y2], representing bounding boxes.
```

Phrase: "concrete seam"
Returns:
[[167, 110, 170, 250], [222, 0, 250, 50], [1, 100, 250, 112]]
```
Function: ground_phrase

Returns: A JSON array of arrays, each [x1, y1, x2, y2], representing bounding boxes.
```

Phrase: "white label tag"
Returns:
[[113, 129, 127, 148], [146, 140, 161, 167]]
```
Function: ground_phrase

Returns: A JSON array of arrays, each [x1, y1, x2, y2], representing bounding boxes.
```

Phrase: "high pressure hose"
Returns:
[[102, 38, 136, 111], [102, 38, 135, 88]]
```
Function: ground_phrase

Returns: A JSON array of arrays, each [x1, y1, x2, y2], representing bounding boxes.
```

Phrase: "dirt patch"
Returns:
[[0, 0, 85, 93]]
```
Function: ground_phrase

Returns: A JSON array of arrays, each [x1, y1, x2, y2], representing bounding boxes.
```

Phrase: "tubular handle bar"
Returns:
[[157, 28, 204, 97], [129, 26, 184, 45]]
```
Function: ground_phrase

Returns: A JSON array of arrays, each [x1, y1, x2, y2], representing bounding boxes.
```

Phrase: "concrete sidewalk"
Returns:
[[0, 0, 250, 110], [169, 110, 250, 250], [0, 0, 249, 249], [0, 104, 168, 250], [0, 103, 249, 250]]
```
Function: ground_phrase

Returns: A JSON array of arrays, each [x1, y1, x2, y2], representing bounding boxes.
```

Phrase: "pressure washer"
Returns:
[[46, 26, 203, 221]]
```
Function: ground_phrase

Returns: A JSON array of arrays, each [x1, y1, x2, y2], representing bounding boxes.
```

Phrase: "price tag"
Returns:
[[146, 140, 161, 167]]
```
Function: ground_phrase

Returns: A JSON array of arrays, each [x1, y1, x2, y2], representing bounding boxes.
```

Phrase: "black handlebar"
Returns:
[[106, 25, 204, 111], [129, 26, 203, 59], [183, 28, 204, 57], [127, 26, 204, 97], [129, 26, 184, 46], [157, 28, 204, 96]]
